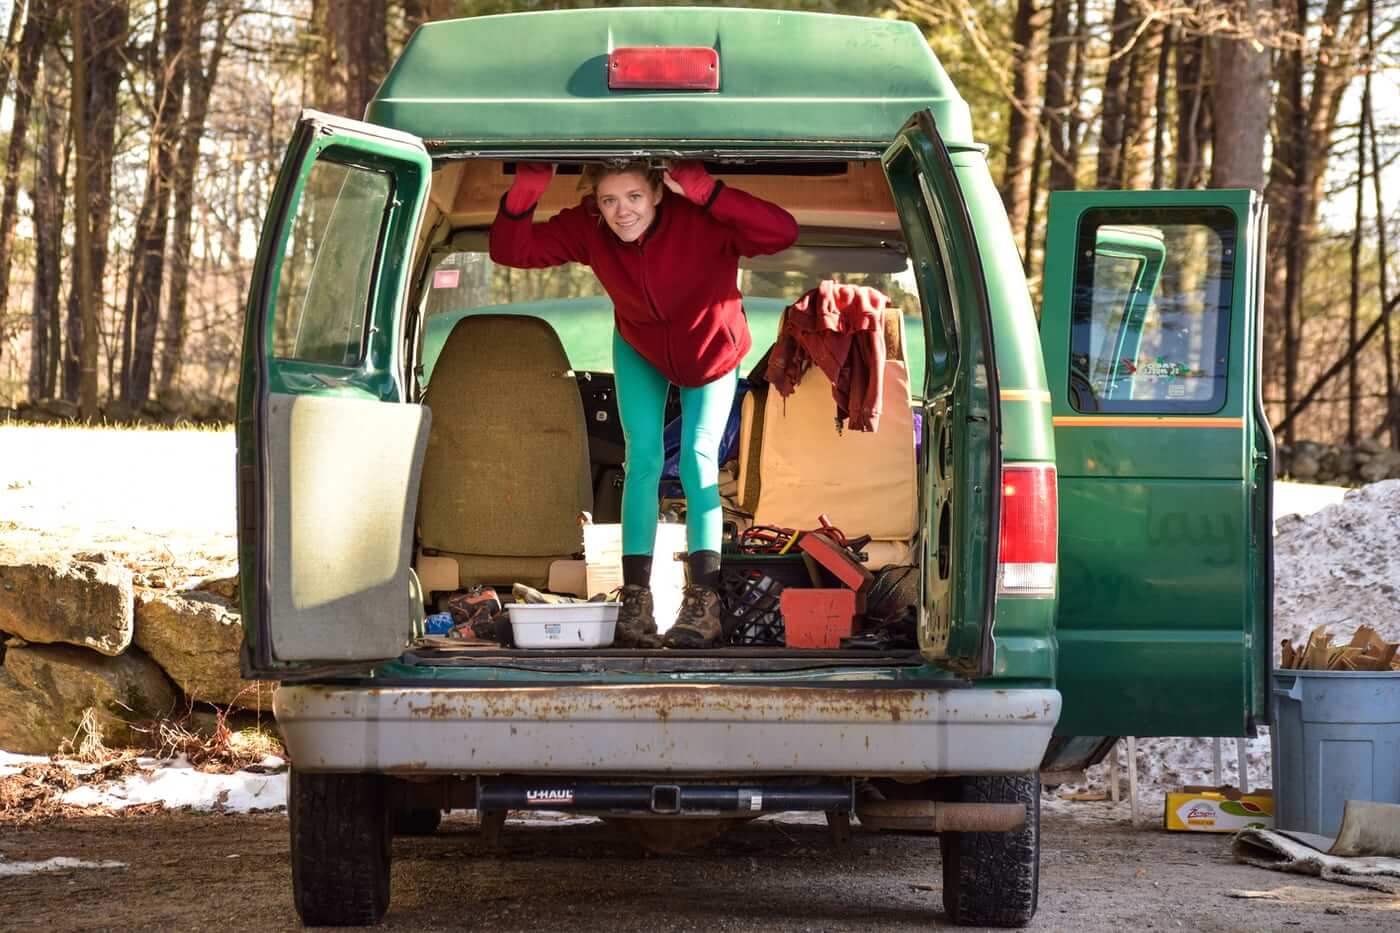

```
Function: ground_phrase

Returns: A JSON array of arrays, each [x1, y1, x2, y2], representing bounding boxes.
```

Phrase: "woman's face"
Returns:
[[595, 171, 662, 242]]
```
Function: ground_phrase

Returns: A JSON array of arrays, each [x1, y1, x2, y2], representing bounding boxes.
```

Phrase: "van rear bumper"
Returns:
[[276, 683, 1060, 777]]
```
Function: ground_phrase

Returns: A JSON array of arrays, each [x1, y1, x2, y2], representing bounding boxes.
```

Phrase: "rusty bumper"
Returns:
[[275, 683, 1060, 777]]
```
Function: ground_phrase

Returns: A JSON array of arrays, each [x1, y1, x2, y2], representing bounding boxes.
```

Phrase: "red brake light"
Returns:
[[608, 47, 719, 91], [998, 464, 1057, 597]]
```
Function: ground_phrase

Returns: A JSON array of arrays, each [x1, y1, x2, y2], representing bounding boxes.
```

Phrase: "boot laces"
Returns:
[[676, 585, 713, 627]]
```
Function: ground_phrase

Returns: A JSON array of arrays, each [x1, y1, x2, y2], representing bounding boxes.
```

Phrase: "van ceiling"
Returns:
[[429, 159, 902, 234]]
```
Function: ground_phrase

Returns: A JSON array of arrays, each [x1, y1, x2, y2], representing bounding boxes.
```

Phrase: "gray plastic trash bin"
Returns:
[[1272, 669, 1400, 837]]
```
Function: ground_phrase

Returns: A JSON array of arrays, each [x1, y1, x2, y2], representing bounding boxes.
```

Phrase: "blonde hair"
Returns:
[[580, 160, 664, 195]]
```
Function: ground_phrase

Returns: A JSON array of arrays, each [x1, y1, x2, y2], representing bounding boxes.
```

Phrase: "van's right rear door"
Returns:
[[1039, 189, 1271, 739]]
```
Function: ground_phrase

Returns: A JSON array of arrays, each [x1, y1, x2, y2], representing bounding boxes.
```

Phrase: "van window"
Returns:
[[419, 248, 926, 388], [1068, 208, 1235, 413], [272, 159, 392, 366]]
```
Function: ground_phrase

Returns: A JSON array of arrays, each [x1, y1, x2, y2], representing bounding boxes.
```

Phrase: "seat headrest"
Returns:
[[435, 314, 571, 375]]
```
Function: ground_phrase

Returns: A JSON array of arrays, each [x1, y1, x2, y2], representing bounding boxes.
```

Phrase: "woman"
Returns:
[[490, 160, 798, 648]]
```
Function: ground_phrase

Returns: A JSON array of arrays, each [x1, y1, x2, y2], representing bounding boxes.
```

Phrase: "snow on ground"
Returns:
[[0, 750, 50, 777], [1274, 479, 1400, 647], [0, 856, 127, 876], [58, 757, 287, 813]]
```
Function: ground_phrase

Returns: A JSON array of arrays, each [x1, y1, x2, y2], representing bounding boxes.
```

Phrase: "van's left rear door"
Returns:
[[237, 111, 432, 677]]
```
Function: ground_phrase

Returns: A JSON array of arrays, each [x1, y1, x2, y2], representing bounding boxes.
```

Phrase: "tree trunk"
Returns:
[[1208, 0, 1272, 190], [124, 0, 190, 407], [1000, 0, 1047, 245], [1366, 2, 1395, 445], [1151, 25, 1173, 189], [1120, 8, 1163, 189], [0, 0, 53, 358], [65, 0, 128, 405], [0, 0, 28, 107], [1347, 103, 1365, 446], [311, 0, 390, 117], [1043, 0, 1076, 192], [1174, 30, 1210, 188], [1096, 0, 1137, 187], [158, 0, 232, 401], [1066, 0, 1089, 181], [28, 38, 67, 402]]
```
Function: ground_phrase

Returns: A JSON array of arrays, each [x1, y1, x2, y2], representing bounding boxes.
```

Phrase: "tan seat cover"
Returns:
[[419, 315, 592, 587], [740, 359, 917, 543]]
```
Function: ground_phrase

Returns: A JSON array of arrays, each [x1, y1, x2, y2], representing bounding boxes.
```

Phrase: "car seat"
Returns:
[[736, 310, 917, 566], [417, 314, 592, 590]]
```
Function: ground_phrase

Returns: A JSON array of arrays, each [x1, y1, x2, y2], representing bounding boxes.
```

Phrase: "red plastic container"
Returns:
[[780, 588, 857, 648]]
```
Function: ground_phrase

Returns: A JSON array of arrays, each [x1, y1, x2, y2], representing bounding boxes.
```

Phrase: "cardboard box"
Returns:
[[1163, 786, 1274, 832], [583, 522, 687, 632]]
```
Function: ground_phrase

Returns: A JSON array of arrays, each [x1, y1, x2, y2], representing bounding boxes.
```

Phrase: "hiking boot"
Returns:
[[615, 584, 661, 648], [662, 584, 725, 649]]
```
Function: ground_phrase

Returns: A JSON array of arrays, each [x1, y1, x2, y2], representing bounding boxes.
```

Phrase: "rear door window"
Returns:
[[1069, 208, 1235, 413], [272, 160, 393, 366]]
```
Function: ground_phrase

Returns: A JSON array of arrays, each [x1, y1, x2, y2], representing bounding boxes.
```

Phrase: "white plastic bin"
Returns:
[[507, 602, 620, 649]]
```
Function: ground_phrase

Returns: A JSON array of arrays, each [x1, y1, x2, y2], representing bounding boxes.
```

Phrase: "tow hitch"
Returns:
[[476, 779, 855, 816]]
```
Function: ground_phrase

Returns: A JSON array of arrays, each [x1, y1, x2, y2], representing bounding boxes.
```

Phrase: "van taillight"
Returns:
[[608, 47, 720, 91], [998, 464, 1057, 597]]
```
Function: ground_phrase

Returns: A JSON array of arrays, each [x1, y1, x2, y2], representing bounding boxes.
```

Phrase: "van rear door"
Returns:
[[1039, 190, 1272, 737], [881, 111, 1001, 676], [236, 111, 433, 677]]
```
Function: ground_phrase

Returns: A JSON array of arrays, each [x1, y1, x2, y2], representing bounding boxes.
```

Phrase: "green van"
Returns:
[[236, 8, 1272, 927]]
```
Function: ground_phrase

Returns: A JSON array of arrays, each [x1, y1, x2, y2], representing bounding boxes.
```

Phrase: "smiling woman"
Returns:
[[488, 157, 799, 648]]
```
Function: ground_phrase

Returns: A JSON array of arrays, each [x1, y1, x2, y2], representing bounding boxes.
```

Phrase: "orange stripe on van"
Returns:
[[1052, 416, 1243, 428], [1000, 389, 1052, 403]]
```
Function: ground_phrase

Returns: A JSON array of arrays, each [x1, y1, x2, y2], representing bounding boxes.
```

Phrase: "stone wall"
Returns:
[[0, 551, 262, 754], [1276, 437, 1400, 486]]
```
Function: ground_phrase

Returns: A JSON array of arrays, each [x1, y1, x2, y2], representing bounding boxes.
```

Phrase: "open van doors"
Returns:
[[1040, 189, 1272, 738], [236, 111, 433, 677], [881, 111, 1001, 676]]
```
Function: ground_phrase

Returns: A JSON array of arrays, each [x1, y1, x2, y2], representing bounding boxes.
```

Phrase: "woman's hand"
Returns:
[[504, 162, 555, 213], [663, 160, 717, 206]]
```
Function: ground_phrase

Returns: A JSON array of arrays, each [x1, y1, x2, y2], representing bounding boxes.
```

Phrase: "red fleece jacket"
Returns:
[[766, 281, 891, 433], [489, 184, 798, 387]]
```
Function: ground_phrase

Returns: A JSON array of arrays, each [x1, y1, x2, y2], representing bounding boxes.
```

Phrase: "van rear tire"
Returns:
[[289, 768, 391, 927], [938, 773, 1039, 928]]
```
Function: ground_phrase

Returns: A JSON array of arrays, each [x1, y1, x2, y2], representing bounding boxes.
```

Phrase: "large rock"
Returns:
[[134, 590, 269, 710], [0, 555, 134, 655], [0, 641, 178, 753]]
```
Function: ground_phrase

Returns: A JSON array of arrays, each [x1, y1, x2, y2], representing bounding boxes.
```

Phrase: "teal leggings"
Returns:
[[613, 331, 736, 557]]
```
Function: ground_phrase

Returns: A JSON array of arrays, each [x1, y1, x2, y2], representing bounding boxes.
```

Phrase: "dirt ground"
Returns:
[[2, 806, 1396, 932]]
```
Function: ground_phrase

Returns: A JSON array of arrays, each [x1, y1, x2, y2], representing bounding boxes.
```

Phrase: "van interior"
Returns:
[[400, 157, 941, 666]]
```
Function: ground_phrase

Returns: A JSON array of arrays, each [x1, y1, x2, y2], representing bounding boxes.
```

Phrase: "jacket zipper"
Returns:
[[637, 243, 677, 378]]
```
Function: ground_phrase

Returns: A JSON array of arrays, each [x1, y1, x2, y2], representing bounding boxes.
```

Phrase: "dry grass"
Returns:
[[152, 689, 284, 774]]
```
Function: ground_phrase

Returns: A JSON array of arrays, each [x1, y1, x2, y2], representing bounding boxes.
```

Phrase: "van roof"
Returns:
[[367, 7, 973, 150]]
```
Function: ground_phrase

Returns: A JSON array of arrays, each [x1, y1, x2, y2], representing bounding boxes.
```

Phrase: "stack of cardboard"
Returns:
[[1280, 624, 1400, 671]]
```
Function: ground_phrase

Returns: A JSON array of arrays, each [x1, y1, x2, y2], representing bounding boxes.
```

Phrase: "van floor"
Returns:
[[403, 641, 926, 673]]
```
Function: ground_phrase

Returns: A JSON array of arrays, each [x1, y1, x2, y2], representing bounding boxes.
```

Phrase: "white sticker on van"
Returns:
[[433, 268, 460, 289]]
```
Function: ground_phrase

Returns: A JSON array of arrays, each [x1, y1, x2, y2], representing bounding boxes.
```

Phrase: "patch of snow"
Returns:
[[1273, 481, 1348, 523], [0, 750, 49, 776], [1274, 479, 1400, 651], [59, 760, 286, 813], [0, 856, 126, 876]]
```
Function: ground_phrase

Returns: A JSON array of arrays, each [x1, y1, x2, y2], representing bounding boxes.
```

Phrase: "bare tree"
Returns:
[[1000, 0, 1048, 245], [0, 0, 53, 361], [28, 36, 68, 401], [65, 0, 129, 407], [159, 0, 234, 400], [124, 0, 192, 407], [1209, 0, 1272, 190], [1096, 0, 1138, 187]]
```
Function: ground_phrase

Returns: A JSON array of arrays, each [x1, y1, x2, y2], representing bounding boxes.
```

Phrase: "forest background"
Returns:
[[0, 0, 1395, 453]]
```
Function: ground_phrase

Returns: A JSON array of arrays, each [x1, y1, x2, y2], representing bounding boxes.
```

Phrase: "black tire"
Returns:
[[392, 807, 443, 836], [939, 773, 1040, 928], [289, 768, 392, 927]]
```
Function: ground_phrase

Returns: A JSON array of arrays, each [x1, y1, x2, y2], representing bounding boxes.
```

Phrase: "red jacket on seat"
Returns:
[[766, 281, 891, 433], [489, 184, 798, 387]]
